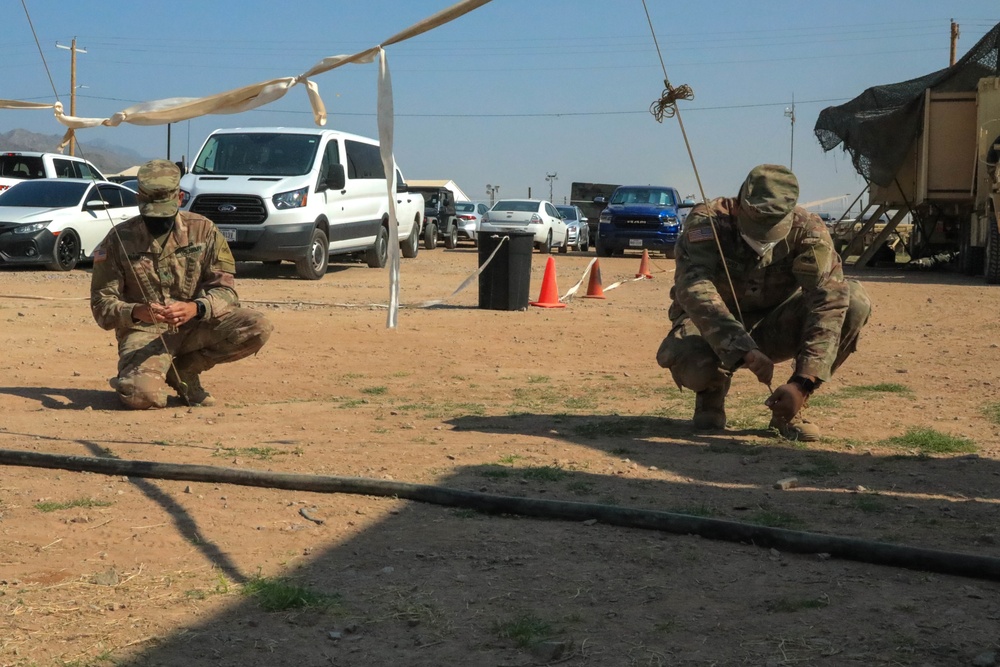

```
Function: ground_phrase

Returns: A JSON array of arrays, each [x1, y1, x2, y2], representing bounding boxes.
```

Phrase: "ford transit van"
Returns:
[[179, 127, 422, 279]]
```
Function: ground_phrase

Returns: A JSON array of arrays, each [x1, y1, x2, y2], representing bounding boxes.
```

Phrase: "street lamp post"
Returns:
[[783, 94, 796, 171], [545, 172, 558, 201]]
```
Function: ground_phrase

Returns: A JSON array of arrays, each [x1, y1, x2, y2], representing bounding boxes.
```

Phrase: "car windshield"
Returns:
[[0, 180, 88, 207], [492, 200, 539, 213], [0, 155, 45, 179], [192, 133, 320, 176], [555, 206, 577, 220], [456, 202, 476, 213], [610, 188, 675, 206]]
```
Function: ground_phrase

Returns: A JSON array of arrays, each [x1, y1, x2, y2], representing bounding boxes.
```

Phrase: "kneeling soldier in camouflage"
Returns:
[[91, 159, 272, 409], [656, 164, 871, 440]]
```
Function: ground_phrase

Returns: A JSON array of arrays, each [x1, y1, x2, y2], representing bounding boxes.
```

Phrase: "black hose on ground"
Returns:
[[3, 447, 999, 581]]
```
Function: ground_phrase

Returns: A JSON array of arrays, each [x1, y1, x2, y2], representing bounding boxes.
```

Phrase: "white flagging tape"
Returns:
[[413, 236, 509, 308], [2, 240, 510, 313], [559, 257, 675, 301], [560, 258, 597, 302]]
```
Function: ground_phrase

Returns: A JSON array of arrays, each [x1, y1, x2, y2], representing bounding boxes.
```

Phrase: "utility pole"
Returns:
[[950, 19, 960, 66], [545, 172, 558, 202], [486, 184, 499, 206], [56, 38, 86, 156], [784, 94, 796, 171]]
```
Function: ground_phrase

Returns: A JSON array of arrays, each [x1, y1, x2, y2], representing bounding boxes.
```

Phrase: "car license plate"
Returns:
[[220, 227, 237, 242], [629, 239, 643, 247]]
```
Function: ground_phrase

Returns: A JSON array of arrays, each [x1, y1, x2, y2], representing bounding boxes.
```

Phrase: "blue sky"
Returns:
[[1, 1, 996, 213]]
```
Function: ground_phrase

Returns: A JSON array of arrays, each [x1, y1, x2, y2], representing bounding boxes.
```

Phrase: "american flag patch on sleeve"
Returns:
[[686, 227, 714, 243], [93, 246, 107, 263]]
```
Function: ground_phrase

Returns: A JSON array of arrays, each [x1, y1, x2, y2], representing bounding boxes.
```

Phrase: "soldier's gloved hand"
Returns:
[[765, 383, 807, 423], [742, 349, 774, 386]]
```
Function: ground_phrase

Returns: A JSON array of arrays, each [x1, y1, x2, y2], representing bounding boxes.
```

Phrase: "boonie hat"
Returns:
[[136, 159, 181, 217], [737, 164, 799, 242]]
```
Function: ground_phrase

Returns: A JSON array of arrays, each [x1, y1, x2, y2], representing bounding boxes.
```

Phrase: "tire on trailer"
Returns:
[[987, 204, 1000, 284], [366, 224, 389, 268], [295, 227, 329, 280]]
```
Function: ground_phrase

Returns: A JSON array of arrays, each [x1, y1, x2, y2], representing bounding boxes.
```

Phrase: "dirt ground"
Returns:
[[1, 245, 999, 667]]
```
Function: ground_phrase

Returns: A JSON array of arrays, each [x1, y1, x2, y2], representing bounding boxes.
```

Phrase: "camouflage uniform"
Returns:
[[656, 197, 871, 394], [91, 160, 272, 409]]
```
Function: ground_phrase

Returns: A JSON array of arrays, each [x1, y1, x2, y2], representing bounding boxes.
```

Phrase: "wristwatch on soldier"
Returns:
[[789, 375, 819, 395], [195, 300, 207, 320]]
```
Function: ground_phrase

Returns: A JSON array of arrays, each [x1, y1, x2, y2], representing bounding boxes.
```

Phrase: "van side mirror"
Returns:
[[323, 164, 345, 191]]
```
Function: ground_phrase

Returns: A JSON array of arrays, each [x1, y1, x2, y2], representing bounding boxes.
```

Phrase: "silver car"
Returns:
[[454, 200, 489, 245], [556, 204, 590, 253]]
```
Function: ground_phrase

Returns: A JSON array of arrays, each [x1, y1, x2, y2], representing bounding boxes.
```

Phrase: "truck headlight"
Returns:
[[273, 186, 309, 210]]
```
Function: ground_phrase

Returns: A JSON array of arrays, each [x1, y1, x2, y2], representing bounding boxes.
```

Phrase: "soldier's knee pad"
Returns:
[[115, 372, 168, 410]]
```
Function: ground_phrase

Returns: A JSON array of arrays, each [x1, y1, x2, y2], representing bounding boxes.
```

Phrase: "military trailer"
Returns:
[[570, 182, 618, 245], [815, 23, 1000, 282]]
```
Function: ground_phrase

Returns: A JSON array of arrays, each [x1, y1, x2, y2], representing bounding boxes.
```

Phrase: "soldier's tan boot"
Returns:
[[769, 413, 821, 442], [692, 377, 730, 430], [166, 366, 216, 407]]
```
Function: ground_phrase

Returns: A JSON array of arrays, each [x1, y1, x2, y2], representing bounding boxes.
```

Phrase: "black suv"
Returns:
[[412, 187, 457, 249]]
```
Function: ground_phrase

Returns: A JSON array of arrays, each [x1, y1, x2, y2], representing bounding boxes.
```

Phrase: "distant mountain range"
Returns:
[[0, 129, 149, 175]]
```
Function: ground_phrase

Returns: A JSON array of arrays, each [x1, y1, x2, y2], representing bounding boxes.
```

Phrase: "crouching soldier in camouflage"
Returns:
[[91, 159, 272, 409], [656, 164, 871, 440]]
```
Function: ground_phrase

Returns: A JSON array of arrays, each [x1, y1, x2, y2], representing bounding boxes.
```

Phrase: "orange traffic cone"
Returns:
[[530, 256, 567, 309], [635, 249, 654, 279], [583, 260, 607, 299]]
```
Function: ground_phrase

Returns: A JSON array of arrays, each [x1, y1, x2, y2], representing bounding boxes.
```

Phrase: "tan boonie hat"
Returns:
[[136, 159, 181, 217], [737, 164, 799, 242]]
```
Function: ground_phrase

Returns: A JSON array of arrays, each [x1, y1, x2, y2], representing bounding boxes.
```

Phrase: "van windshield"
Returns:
[[192, 133, 320, 176]]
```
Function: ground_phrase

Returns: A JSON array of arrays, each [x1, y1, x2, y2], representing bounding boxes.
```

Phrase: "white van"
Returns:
[[178, 127, 423, 279]]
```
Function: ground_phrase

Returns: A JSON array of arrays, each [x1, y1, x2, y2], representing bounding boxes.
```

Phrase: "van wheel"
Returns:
[[444, 222, 458, 249], [424, 223, 438, 250], [296, 228, 329, 280], [366, 224, 389, 268], [401, 218, 420, 258]]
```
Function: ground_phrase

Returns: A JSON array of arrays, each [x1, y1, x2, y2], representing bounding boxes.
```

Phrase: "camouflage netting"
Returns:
[[815, 21, 1000, 187]]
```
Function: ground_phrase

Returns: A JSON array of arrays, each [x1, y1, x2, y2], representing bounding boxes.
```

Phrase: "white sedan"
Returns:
[[0, 178, 139, 271], [479, 199, 568, 253]]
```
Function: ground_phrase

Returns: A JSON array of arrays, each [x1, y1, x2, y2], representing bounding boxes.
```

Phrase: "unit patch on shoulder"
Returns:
[[686, 227, 715, 243], [93, 246, 107, 263]]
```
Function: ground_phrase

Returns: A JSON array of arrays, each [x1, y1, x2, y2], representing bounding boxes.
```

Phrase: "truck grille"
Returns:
[[611, 214, 662, 230], [191, 194, 267, 225]]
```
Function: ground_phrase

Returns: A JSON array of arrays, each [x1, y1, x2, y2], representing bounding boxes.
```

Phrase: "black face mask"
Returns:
[[141, 215, 175, 237]]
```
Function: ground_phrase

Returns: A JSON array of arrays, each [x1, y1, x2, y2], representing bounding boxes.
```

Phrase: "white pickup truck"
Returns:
[[0, 151, 107, 193]]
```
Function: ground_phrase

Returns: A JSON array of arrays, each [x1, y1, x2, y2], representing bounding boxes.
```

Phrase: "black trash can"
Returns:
[[477, 231, 534, 310]]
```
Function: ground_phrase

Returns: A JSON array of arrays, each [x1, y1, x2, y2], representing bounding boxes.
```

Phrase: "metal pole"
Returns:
[[950, 19, 960, 66], [56, 38, 87, 156], [784, 95, 796, 171], [167, 123, 172, 160]]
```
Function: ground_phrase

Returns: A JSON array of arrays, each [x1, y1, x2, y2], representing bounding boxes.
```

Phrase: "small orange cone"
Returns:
[[583, 260, 607, 299], [635, 249, 654, 279], [530, 256, 567, 309]]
